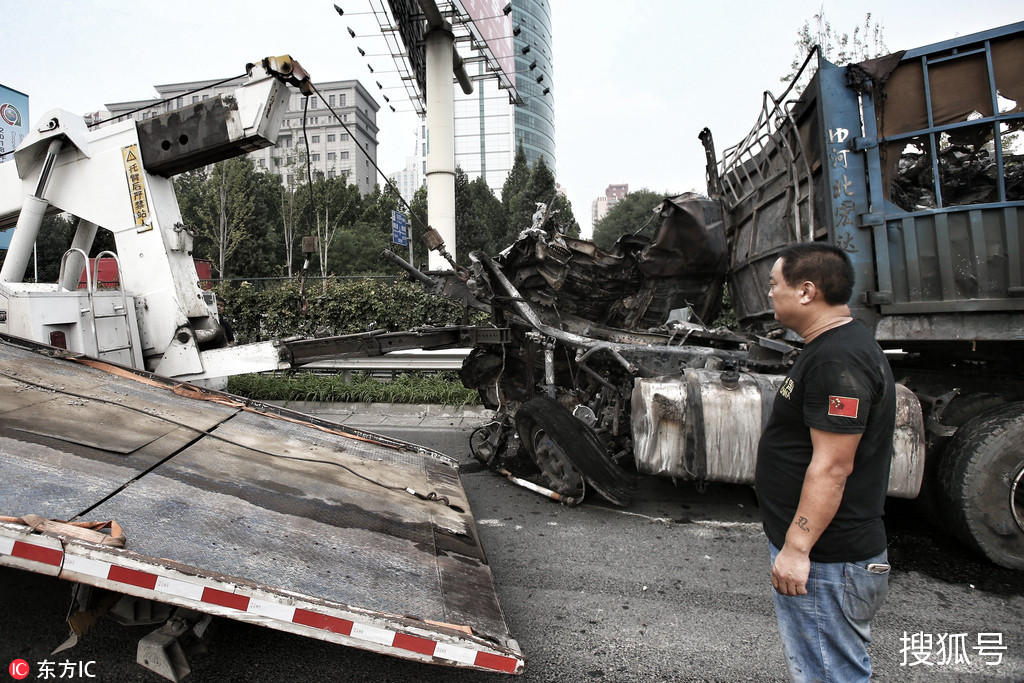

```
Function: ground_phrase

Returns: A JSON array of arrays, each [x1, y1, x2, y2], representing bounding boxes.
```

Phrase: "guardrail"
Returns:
[[300, 349, 470, 380]]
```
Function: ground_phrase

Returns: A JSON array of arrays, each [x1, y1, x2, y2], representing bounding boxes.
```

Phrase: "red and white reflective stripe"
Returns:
[[0, 534, 63, 567], [0, 533, 520, 674]]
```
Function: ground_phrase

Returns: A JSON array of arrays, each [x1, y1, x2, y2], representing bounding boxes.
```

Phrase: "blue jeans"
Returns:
[[769, 541, 889, 682]]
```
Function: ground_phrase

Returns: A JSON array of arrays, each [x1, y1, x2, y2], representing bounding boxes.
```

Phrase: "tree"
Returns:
[[592, 189, 669, 250], [17, 215, 73, 282], [502, 154, 560, 242], [552, 194, 581, 239], [455, 168, 508, 262], [330, 183, 399, 276], [178, 162, 284, 279], [408, 140, 582, 263], [278, 175, 300, 277], [517, 155, 559, 231], [175, 166, 217, 260], [784, 11, 888, 91], [508, 164, 540, 235], [0, 214, 119, 284], [307, 174, 362, 281], [453, 166, 473, 259], [280, 142, 318, 278], [501, 141, 531, 230], [408, 185, 429, 268], [524, 156, 581, 239], [229, 168, 284, 278], [181, 157, 278, 278]]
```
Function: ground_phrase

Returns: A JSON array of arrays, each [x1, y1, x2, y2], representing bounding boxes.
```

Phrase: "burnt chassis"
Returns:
[[434, 195, 796, 505]]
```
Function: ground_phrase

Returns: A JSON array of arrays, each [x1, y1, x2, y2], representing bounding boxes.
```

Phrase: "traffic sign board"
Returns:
[[391, 211, 408, 246]]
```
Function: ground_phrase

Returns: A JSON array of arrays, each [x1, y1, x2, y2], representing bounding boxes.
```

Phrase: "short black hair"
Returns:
[[778, 242, 855, 305]]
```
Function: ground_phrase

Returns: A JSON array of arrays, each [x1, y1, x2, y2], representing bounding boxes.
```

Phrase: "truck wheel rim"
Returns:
[[1012, 462, 1024, 535], [531, 428, 586, 498]]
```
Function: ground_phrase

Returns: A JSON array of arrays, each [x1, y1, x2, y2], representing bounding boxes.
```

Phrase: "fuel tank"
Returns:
[[631, 369, 925, 498]]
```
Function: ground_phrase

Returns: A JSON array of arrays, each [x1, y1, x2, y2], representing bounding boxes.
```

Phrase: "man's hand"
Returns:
[[772, 544, 811, 596]]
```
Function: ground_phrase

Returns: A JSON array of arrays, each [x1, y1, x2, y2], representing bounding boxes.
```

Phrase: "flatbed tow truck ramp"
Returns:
[[0, 333, 523, 677]]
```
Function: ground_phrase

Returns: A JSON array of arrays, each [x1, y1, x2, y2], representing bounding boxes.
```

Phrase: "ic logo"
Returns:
[[8, 659, 30, 680]]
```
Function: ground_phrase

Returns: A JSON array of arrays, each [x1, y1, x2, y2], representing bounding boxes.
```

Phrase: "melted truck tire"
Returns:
[[516, 397, 636, 507]]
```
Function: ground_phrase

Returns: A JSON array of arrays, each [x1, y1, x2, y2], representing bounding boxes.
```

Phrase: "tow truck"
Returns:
[[0, 57, 522, 678]]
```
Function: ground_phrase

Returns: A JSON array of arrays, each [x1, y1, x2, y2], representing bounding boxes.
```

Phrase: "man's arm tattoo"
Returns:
[[796, 516, 810, 532]]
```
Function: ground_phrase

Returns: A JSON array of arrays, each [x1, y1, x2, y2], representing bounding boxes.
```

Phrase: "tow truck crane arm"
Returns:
[[256, 55, 314, 95], [0, 57, 321, 385], [135, 55, 310, 177]]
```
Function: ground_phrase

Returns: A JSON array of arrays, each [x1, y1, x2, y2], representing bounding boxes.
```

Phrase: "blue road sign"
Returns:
[[391, 210, 408, 246]]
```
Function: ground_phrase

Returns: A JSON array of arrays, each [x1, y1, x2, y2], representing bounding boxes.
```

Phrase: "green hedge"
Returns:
[[227, 371, 480, 405], [218, 278, 484, 405], [217, 277, 484, 344]]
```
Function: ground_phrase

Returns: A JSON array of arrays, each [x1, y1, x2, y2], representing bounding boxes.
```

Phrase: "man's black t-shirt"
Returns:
[[221, 317, 235, 344], [755, 321, 895, 562]]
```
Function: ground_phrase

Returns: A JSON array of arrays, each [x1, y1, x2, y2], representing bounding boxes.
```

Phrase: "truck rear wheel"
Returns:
[[939, 401, 1024, 569]]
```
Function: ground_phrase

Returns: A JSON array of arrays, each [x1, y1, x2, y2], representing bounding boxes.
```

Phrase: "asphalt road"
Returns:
[[2, 407, 1022, 682]]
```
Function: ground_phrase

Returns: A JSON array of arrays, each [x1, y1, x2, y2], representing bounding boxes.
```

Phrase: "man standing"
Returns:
[[756, 243, 895, 682], [216, 295, 236, 346]]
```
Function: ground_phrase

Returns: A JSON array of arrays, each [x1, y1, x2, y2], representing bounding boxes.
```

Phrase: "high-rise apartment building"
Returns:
[[390, 121, 427, 202], [592, 183, 629, 226], [101, 78, 381, 196]]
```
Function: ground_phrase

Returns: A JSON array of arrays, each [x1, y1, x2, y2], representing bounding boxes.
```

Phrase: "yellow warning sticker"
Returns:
[[121, 144, 152, 231]]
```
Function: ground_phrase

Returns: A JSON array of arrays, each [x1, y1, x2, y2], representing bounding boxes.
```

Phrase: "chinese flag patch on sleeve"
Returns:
[[828, 395, 860, 418]]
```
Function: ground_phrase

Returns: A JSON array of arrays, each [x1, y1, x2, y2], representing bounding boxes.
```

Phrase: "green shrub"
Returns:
[[215, 278, 486, 405], [228, 371, 480, 405], [217, 278, 484, 344]]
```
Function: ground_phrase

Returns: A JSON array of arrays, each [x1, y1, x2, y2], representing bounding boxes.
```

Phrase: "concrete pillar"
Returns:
[[425, 27, 457, 270]]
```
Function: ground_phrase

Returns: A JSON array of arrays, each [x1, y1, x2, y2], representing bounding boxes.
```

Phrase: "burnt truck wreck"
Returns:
[[391, 22, 1024, 569]]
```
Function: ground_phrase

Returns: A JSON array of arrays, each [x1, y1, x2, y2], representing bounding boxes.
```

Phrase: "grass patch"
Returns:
[[228, 371, 481, 405]]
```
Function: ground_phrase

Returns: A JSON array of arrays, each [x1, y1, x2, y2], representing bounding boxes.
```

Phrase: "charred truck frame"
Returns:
[[396, 22, 1024, 570]]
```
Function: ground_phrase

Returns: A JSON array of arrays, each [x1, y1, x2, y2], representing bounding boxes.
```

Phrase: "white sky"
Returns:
[[5, 1, 1023, 237]]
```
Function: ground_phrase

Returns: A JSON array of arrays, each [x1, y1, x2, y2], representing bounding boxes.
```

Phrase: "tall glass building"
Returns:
[[511, 0, 555, 175], [390, 0, 555, 201], [453, 61, 517, 193]]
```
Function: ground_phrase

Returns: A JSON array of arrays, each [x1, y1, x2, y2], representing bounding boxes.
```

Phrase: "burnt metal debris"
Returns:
[[439, 193, 798, 505], [892, 147, 1024, 212], [382, 23, 1024, 571]]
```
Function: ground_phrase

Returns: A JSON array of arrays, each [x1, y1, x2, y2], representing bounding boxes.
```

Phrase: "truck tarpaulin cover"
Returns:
[[637, 193, 728, 279], [852, 34, 1024, 195]]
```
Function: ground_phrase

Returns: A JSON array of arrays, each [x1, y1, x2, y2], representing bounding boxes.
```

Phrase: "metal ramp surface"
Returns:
[[0, 334, 522, 674]]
